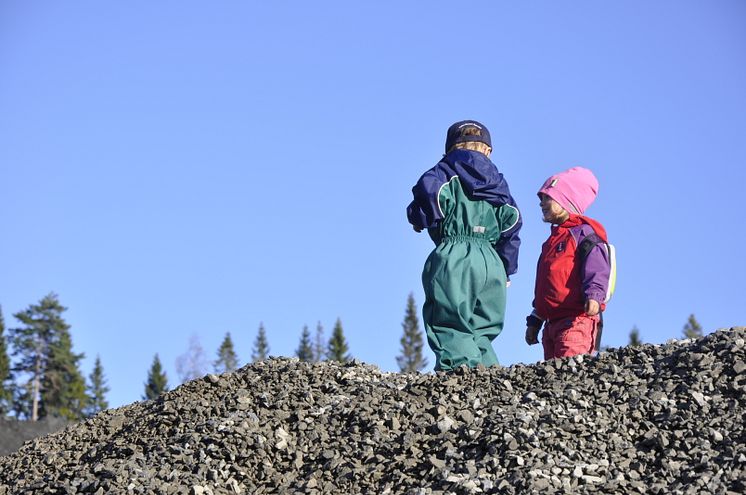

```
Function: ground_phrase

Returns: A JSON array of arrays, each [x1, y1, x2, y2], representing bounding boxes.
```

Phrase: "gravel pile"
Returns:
[[1, 327, 744, 494]]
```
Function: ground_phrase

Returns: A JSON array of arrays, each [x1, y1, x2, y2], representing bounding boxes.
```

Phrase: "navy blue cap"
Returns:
[[445, 120, 492, 153]]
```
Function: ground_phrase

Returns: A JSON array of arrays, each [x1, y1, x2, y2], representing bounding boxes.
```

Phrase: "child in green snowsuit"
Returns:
[[407, 120, 522, 370]]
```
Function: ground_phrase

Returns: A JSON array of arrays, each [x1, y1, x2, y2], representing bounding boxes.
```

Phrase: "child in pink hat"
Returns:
[[525, 167, 613, 359]]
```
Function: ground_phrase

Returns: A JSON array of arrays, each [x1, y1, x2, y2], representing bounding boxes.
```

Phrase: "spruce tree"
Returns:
[[296, 325, 314, 362], [42, 319, 87, 420], [175, 334, 208, 383], [397, 293, 428, 373], [143, 354, 168, 400], [85, 355, 109, 416], [9, 293, 87, 420], [214, 332, 239, 373], [313, 321, 325, 362], [683, 314, 704, 339], [628, 325, 642, 347], [327, 318, 351, 362], [0, 306, 12, 415], [252, 323, 270, 362]]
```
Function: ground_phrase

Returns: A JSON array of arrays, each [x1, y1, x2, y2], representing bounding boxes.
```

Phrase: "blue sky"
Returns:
[[1, 1, 744, 409]]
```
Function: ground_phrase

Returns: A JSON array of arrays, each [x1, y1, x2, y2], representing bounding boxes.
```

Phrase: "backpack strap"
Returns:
[[577, 232, 604, 261], [594, 312, 604, 352]]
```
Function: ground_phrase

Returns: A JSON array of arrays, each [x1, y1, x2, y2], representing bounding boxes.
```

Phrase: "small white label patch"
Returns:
[[473, 226, 486, 234]]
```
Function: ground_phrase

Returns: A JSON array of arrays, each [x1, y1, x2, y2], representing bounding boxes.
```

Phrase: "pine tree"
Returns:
[[9, 293, 87, 420], [12, 382, 34, 420], [252, 323, 270, 362], [214, 332, 239, 373], [175, 334, 208, 383], [9, 297, 52, 420], [628, 325, 642, 347], [397, 293, 428, 373], [683, 314, 704, 339], [296, 325, 314, 362], [313, 321, 325, 362], [327, 318, 351, 362], [42, 319, 88, 420], [85, 355, 109, 416], [143, 354, 168, 400], [0, 306, 12, 415]]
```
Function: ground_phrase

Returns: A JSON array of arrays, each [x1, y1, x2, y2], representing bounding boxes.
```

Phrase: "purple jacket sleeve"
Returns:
[[577, 227, 611, 303]]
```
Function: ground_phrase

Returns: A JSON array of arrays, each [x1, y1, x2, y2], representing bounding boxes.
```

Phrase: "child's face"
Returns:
[[539, 193, 569, 224]]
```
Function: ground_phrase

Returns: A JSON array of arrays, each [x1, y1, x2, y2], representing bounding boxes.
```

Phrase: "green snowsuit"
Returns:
[[422, 177, 520, 370]]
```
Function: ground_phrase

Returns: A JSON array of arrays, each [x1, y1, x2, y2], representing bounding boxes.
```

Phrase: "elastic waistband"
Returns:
[[441, 235, 489, 243]]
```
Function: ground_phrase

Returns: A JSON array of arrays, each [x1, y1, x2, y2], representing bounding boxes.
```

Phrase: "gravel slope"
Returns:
[[1, 327, 744, 494]]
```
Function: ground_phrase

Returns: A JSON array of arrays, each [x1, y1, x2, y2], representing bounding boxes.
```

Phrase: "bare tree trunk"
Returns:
[[31, 375, 39, 421], [32, 339, 41, 421]]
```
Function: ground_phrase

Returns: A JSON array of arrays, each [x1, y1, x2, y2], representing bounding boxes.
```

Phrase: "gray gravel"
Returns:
[[1, 327, 744, 494]]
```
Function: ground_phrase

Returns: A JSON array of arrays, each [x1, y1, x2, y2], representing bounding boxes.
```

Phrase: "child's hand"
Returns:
[[585, 299, 600, 316], [412, 225, 422, 233], [525, 326, 540, 345]]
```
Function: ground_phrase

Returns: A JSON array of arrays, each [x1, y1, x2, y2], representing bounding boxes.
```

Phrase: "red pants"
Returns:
[[542, 314, 600, 360]]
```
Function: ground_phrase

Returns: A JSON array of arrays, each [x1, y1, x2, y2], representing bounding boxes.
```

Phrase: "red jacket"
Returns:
[[533, 214, 611, 321]]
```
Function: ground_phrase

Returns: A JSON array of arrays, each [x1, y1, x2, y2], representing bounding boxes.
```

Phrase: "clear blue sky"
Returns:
[[2, 1, 744, 410]]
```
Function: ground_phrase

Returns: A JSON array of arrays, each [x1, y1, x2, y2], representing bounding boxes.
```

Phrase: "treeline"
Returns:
[[0, 292, 706, 421], [0, 292, 429, 421], [623, 314, 704, 348]]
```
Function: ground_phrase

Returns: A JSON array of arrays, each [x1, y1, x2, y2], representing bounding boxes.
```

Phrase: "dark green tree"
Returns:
[[252, 323, 269, 362], [628, 325, 642, 347], [9, 293, 87, 420], [12, 382, 34, 420], [327, 318, 351, 362], [42, 319, 87, 420], [143, 354, 169, 400], [85, 355, 109, 416], [214, 332, 239, 373], [397, 293, 428, 373], [683, 314, 704, 339], [9, 297, 51, 420], [313, 321, 325, 362], [296, 325, 314, 362], [0, 306, 12, 415]]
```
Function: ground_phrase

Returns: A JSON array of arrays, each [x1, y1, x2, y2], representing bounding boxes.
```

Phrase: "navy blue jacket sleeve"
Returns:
[[494, 207, 522, 277], [406, 166, 449, 231]]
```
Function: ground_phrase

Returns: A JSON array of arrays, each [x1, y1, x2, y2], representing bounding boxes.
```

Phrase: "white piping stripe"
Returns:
[[436, 175, 460, 219], [500, 204, 520, 233]]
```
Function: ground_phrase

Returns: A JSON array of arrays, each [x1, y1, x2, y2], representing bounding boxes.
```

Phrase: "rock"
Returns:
[[1, 327, 744, 495], [437, 416, 455, 433]]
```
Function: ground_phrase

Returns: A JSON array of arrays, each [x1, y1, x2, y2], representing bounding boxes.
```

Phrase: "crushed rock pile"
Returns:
[[1, 327, 744, 495]]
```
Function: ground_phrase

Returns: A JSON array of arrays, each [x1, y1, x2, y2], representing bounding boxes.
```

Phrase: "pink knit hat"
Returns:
[[538, 167, 599, 215]]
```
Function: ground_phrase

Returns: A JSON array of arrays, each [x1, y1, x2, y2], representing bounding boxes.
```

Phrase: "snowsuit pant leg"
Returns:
[[422, 238, 507, 370], [469, 254, 507, 367], [542, 314, 599, 360]]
